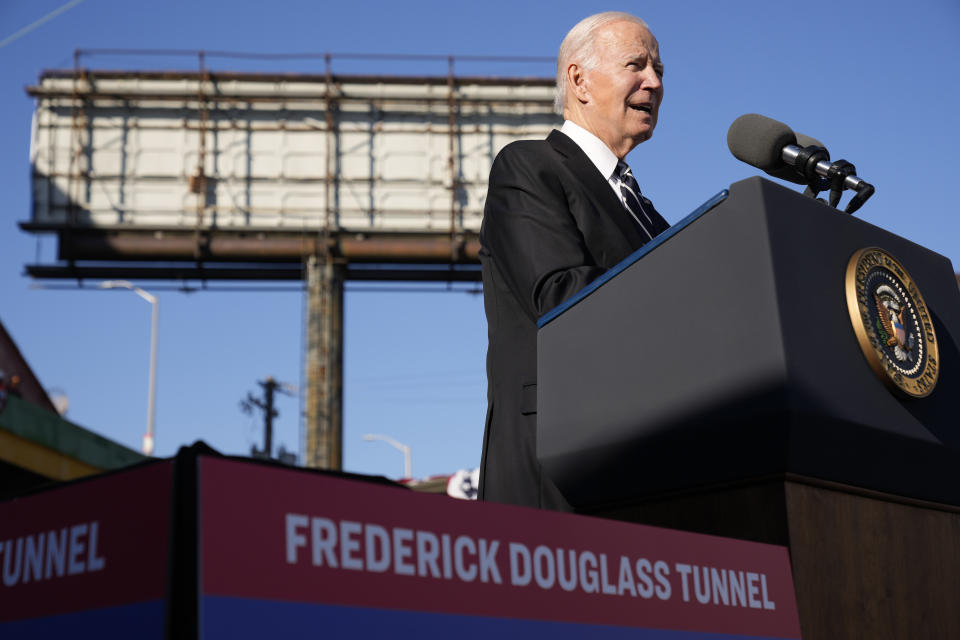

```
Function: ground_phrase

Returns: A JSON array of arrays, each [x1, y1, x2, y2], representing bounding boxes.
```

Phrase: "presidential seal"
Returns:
[[845, 248, 939, 397]]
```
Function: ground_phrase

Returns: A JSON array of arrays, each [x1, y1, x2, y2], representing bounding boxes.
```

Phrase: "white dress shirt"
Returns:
[[559, 120, 627, 205], [560, 120, 661, 240]]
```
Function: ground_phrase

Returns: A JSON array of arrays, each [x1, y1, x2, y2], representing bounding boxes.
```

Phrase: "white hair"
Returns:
[[554, 12, 650, 115]]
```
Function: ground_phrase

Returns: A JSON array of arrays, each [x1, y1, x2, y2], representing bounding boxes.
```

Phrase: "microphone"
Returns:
[[726, 113, 797, 175], [764, 133, 828, 185], [726, 113, 875, 214]]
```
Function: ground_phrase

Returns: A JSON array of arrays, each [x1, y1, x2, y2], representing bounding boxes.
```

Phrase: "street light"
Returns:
[[99, 280, 158, 456], [363, 433, 412, 479]]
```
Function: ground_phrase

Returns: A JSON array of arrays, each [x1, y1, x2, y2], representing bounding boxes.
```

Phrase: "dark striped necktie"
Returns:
[[616, 161, 669, 241]]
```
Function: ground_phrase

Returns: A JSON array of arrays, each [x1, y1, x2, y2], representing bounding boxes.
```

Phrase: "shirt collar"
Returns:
[[560, 120, 620, 181]]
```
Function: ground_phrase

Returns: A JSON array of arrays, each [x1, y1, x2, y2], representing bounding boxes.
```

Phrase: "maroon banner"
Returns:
[[199, 457, 801, 638], [0, 461, 172, 623]]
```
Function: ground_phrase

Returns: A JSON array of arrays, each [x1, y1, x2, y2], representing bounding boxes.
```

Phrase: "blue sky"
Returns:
[[1, 0, 958, 480]]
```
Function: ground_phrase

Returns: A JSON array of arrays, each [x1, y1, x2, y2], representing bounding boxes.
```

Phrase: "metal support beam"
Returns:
[[24, 262, 481, 282], [45, 230, 481, 263], [304, 254, 344, 470]]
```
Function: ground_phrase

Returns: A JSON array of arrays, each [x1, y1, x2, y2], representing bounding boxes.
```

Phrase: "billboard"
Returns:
[[28, 72, 558, 239]]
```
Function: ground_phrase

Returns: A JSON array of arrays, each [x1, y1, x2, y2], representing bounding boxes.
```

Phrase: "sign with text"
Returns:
[[0, 461, 172, 638], [199, 457, 802, 639]]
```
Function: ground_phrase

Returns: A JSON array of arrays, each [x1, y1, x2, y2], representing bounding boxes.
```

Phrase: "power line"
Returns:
[[0, 0, 87, 50]]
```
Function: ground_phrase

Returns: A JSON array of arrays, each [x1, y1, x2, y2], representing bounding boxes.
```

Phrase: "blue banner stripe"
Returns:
[[202, 595, 795, 640], [0, 600, 165, 640]]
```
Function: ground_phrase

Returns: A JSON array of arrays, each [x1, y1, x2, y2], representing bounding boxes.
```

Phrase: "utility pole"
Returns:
[[241, 376, 294, 460]]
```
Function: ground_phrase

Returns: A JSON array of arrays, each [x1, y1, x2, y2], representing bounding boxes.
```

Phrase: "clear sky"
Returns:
[[1, 0, 958, 481]]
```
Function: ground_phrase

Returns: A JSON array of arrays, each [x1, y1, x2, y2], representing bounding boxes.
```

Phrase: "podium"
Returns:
[[537, 177, 960, 639]]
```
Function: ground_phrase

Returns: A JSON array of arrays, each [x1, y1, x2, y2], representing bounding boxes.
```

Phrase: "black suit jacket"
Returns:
[[478, 129, 662, 510]]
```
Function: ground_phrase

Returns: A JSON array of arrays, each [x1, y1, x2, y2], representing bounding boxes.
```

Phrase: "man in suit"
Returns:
[[478, 12, 670, 510]]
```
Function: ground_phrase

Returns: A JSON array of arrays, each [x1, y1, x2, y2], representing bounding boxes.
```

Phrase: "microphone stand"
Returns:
[[784, 145, 875, 215]]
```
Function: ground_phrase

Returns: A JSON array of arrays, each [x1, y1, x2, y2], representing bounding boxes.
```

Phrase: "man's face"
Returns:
[[578, 21, 664, 156]]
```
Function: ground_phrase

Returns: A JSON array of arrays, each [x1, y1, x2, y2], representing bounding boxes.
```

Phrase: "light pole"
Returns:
[[99, 280, 158, 456], [363, 433, 412, 479]]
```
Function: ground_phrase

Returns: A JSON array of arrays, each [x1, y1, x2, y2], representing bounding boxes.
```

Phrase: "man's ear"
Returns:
[[567, 63, 589, 104]]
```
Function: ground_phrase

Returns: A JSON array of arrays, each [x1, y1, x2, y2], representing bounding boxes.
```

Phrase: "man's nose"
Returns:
[[641, 67, 662, 92]]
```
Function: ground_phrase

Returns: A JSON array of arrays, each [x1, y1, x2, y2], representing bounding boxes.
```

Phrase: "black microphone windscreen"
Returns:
[[795, 132, 826, 149], [726, 114, 797, 172]]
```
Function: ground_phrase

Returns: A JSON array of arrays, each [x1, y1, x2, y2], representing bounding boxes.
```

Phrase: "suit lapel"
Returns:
[[546, 130, 648, 249]]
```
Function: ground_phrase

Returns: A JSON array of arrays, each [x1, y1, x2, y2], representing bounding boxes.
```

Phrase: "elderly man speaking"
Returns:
[[478, 12, 669, 510]]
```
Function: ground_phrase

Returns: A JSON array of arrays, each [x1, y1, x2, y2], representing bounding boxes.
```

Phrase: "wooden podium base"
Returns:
[[591, 475, 960, 640]]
